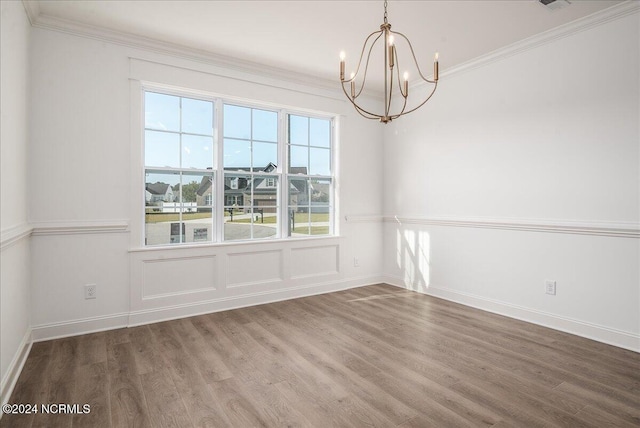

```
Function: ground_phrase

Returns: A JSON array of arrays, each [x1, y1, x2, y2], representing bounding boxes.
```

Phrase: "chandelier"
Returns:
[[339, 1, 439, 123]]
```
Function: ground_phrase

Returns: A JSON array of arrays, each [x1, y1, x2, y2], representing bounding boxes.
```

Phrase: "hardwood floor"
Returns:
[[2, 284, 639, 427]]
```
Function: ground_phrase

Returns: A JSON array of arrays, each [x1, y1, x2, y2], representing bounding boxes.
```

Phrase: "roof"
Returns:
[[146, 182, 171, 195]]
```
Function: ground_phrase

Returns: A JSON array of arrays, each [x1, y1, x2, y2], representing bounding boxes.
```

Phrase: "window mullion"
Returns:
[[215, 99, 224, 243], [278, 110, 287, 239]]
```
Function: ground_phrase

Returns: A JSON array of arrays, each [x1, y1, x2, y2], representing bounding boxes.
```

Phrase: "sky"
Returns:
[[144, 91, 331, 188]]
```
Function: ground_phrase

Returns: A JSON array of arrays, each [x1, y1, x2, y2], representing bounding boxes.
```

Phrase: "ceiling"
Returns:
[[27, 0, 623, 88]]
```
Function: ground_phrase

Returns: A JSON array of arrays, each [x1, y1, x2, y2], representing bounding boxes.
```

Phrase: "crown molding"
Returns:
[[439, 0, 640, 81], [22, 1, 637, 99], [383, 215, 640, 239], [22, 5, 344, 98], [21, 0, 40, 26]]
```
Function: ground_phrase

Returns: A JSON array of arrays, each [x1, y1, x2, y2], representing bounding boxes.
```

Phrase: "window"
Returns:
[[143, 89, 334, 246], [144, 92, 214, 245], [288, 115, 333, 236]]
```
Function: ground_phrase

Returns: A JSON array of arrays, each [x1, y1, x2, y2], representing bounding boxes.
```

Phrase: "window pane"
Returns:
[[292, 211, 311, 236], [182, 135, 213, 169], [289, 145, 308, 173], [145, 215, 173, 246], [289, 178, 308, 208], [145, 172, 179, 204], [223, 175, 251, 241], [288, 178, 307, 237], [310, 118, 330, 148], [145, 171, 180, 245], [289, 115, 308, 145], [310, 147, 330, 175], [145, 92, 180, 132], [251, 206, 277, 239], [310, 179, 331, 235], [224, 173, 249, 207], [224, 104, 251, 139], [253, 109, 277, 142], [252, 175, 279, 211], [145, 131, 180, 168], [224, 139, 251, 168], [181, 172, 213, 206], [182, 97, 213, 136], [253, 142, 277, 170], [310, 178, 331, 204], [183, 209, 213, 243]]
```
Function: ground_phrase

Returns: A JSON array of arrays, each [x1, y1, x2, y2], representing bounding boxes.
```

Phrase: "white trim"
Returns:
[[26, 11, 343, 98], [31, 313, 130, 342], [383, 275, 640, 353], [25, 1, 637, 98], [345, 215, 384, 223], [0, 223, 33, 251], [21, 0, 39, 26], [128, 275, 381, 327], [27, 276, 383, 341], [383, 215, 640, 239], [1, 328, 32, 407], [439, 1, 640, 81], [30, 220, 129, 236]]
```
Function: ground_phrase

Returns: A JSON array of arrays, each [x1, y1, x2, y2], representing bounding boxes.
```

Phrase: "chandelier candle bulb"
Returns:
[[340, 51, 345, 80], [388, 35, 395, 68], [350, 72, 356, 97], [403, 72, 409, 95], [434, 52, 439, 81]]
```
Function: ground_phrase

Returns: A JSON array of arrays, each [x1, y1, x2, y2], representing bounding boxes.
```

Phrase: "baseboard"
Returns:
[[129, 275, 383, 327], [31, 313, 130, 342], [30, 276, 384, 341], [383, 275, 640, 353], [1, 328, 32, 407]]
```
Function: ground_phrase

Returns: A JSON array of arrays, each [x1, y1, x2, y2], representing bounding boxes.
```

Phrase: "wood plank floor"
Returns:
[[2, 284, 639, 427]]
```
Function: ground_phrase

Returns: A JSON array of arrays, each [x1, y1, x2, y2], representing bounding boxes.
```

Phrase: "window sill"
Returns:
[[129, 234, 342, 253]]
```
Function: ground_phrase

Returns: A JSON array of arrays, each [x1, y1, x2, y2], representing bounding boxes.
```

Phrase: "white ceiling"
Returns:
[[27, 0, 623, 87]]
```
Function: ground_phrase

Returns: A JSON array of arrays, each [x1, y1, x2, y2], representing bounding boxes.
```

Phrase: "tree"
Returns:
[[172, 181, 200, 202]]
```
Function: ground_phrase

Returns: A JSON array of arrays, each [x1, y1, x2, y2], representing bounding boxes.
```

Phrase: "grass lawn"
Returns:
[[146, 211, 330, 237], [232, 213, 329, 224], [293, 226, 330, 235]]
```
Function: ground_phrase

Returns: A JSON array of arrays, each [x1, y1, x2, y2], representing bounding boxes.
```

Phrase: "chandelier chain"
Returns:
[[383, 0, 388, 24]]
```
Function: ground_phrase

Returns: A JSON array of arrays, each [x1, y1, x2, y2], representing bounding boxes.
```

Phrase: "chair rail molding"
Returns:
[[30, 220, 129, 236], [0, 223, 33, 251], [383, 215, 640, 239]]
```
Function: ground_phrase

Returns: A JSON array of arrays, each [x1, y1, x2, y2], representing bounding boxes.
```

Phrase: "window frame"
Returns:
[[143, 89, 217, 246], [141, 84, 337, 248]]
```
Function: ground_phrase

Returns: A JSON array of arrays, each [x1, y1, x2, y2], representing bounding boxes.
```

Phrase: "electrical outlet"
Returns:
[[353, 257, 360, 267], [545, 280, 556, 295], [84, 284, 97, 299]]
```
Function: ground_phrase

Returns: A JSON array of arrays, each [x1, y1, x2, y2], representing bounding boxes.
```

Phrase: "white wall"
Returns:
[[27, 26, 384, 339], [383, 8, 640, 350], [0, 1, 32, 405]]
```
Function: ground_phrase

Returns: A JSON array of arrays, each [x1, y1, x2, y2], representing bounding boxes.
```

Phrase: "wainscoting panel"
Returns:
[[227, 249, 283, 289], [291, 244, 339, 279], [142, 255, 217, 298]]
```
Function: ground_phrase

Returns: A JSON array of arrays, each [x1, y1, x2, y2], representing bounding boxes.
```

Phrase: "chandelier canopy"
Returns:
[[339, 1, 439, 123]]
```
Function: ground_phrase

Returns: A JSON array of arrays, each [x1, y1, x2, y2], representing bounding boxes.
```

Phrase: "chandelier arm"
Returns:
[[349, 31, 382, 80], [354, 31, 384, 99], [393, 49, 408, 98], [389, 95, 409, 121], [386, 65, 395, 118], [393, 31, 437, 83], [397, 82, 438, 116], [340, 82, 384, 120]]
